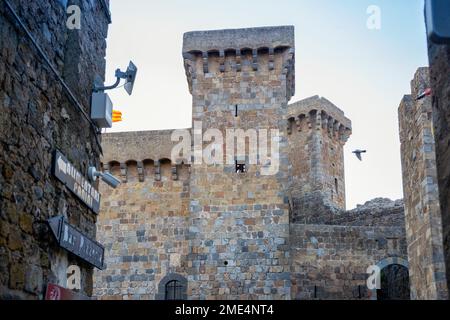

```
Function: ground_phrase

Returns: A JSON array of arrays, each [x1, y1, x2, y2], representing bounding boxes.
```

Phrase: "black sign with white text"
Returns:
[[48, 216, 105, 270], [52, 150, 101, 214]]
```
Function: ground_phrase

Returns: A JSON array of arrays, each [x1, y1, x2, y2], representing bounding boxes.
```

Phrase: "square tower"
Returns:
[[183, 26, 295, 299], [287, 96, 352, 223]]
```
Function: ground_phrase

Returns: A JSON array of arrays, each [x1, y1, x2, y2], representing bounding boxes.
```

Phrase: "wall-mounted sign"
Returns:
[[45, 283, 90, 300], [52, 150, 101, 214], [48, 216, 105, 270]]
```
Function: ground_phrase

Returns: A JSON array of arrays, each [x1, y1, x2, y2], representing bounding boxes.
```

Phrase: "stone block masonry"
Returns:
[[94, 25, 411, 300], [290, 224, 406, 300], [0, 0, 110, 299], [93, 130, 191, 300], [399, 67, 449, 299], [287, 96, 352, 215], [427, 31, 450, 299], [290, 198, 408, 300], [183, 26, 295, 300]]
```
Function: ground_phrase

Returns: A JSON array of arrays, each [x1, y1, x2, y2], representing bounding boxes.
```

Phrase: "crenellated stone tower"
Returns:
[[182, 26, 295, 299], [94, 26, 410, 301], [287, 96, 351, 223]]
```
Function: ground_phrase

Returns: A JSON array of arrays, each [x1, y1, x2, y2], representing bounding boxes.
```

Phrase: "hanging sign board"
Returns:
[[48, 215, 105, 270], [52, 150, 101, 214]]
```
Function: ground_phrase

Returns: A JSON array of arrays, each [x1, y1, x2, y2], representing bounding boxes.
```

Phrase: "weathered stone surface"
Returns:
[[399, 67, 449, 299], [95, 25, 295, 300], [185, 26, 294, 300], [287, 96, 351, 211], [24, 265, 43, 294], [94, 25, 409, 301], [100, 130, 180, 165], [19, 214, 34, 235], [427, 33, 450, 299], [183, 26, 295, 55], [337, 198, 405, 227], [93, 160, 190, 300], [0, 0, 110, 299], [7, 229, 23, 252], [290, 223, 407, 300], [9, 264, 25, 290]]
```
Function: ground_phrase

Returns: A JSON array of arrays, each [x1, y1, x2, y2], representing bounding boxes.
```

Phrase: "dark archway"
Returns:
[[155, 273, 187, 300], [369, 257, 410, 300], [165, 280, 184, 300], [377, 264, 411, 300]]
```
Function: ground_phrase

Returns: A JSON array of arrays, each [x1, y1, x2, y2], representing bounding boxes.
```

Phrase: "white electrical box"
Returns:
[[91, 92, 113, 128]]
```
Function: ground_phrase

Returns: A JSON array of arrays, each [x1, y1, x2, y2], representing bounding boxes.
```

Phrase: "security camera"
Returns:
[[101, 172, 121, 189], [88, 167, 121, 189]]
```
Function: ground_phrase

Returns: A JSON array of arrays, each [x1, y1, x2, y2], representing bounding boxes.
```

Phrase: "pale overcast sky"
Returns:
[[104, 0, 428, 209]]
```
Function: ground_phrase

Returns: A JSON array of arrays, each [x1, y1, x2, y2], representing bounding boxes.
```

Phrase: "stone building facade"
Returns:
[[0, 0, 110, 299], [287, 96, 351, 221], [398, 67, 448, 299], [426, 26, 450, 298], [93, 26, 410, 300]]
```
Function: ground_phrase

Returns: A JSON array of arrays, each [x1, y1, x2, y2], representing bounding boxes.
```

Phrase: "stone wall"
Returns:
[[100, 130, 180, 164], [94, 133, 409, 301], [427, 34, 450, 298], [333, 198, 404, 227], [0, 0, 110, 299], [399, 67, 449, 299], [287, 96, 351, 212], [93, 25, 411, 301], [290, 197, 407, 300], [93, 160, 190, 300], [183, 26, 294, 300], [290, 223, 407, 300]]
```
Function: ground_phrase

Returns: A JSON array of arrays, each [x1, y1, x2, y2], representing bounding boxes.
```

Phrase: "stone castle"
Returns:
[[92, 26, 436, 300], [1, 1, 449, 301]]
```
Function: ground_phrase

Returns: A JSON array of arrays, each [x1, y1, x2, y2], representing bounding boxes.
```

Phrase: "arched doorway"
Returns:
[[377, 264, 411, 300], [155, 273, 188, 300], [165, 280, 184, 300], [370, 257, 411, 300]]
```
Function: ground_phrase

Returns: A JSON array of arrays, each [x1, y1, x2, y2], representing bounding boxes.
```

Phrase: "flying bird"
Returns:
[[352, 150, 367, 161]]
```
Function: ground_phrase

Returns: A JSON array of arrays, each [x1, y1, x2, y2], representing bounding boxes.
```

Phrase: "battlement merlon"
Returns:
[[182, 26, 295, 96], [287, 96, 352, 143], [182, 25, 294, 53], [100, 129, 189, 165], [398, 67, 431, 145]]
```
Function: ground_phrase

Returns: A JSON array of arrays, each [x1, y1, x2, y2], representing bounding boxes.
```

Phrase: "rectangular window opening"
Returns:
[[235, 160, 246, 173]]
